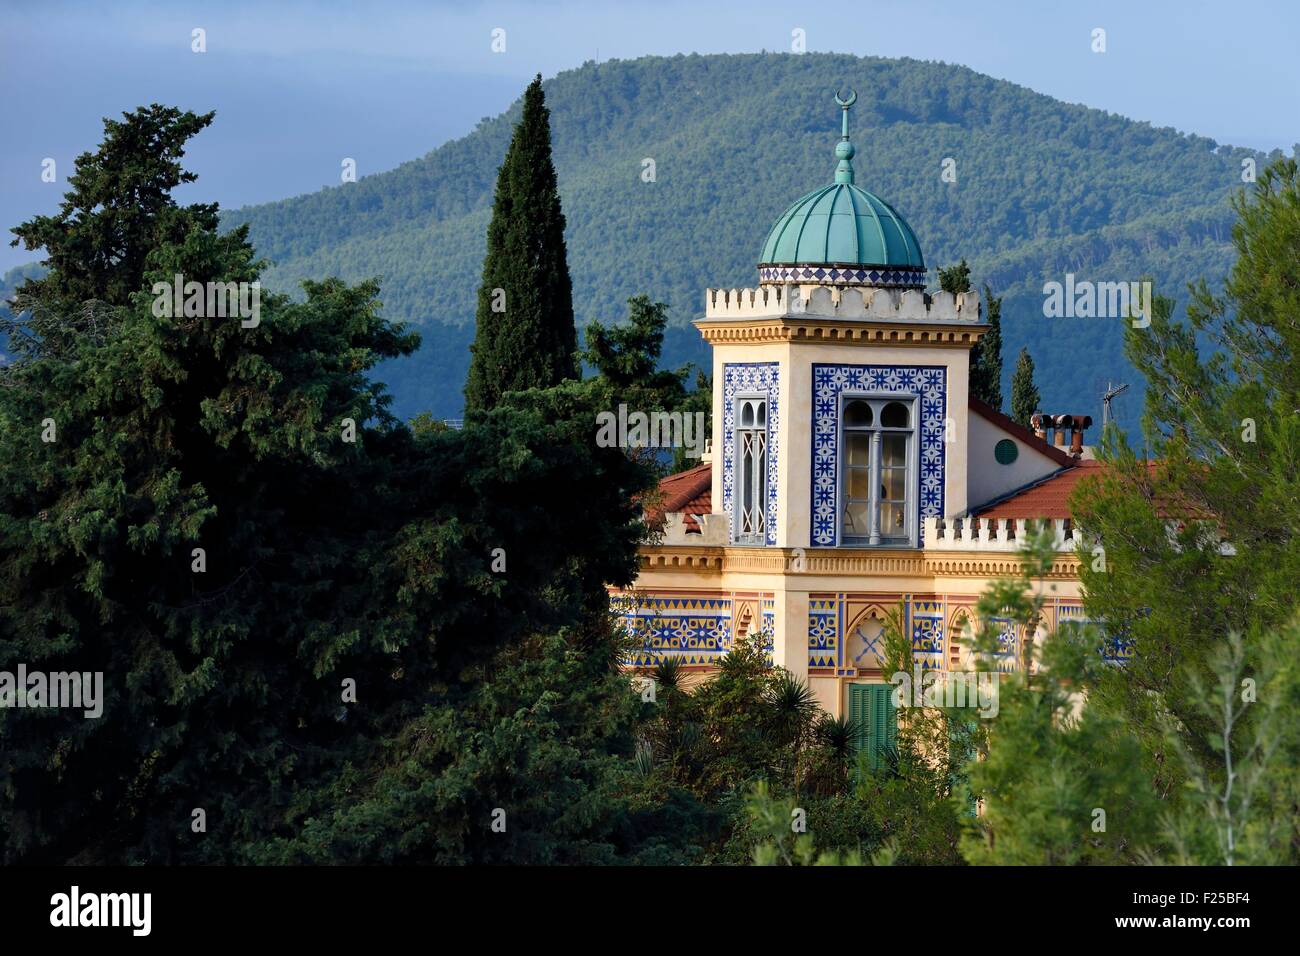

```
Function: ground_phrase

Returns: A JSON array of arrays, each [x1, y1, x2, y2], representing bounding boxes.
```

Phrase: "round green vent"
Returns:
[[994, 439, 1019, 465]]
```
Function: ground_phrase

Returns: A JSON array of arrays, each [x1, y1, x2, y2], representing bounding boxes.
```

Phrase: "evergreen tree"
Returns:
[[0, 105, 652, 864], [958, 526, 1161, 864], [937, 259, 971, 295], [969, 283, 1004, 409], [464, 75, 578, 412], [1069, 158, 1300, 861], [583, 294, 711, 473], [7, 105, 218, 360], [1009, 347, 1040, 428]]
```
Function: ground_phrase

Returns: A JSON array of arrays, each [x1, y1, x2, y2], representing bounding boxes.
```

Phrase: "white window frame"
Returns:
[[838, 392, 920, 548], [733, 393, 769, 545]]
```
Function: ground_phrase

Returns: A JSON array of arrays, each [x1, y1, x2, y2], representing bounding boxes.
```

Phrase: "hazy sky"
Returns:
[[3, 0, 1297, 271]]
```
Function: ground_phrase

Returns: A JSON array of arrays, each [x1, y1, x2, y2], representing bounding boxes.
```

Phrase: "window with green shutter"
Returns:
[[848, 683, 897, 772]]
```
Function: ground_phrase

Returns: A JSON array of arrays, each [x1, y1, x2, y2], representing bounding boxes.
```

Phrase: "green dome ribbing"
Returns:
[[758, 90, 926, 283]]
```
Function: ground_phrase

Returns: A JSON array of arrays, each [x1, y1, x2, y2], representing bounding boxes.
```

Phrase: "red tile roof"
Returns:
[[650, 462, 712, 532], [972, 460, 1103, 519]]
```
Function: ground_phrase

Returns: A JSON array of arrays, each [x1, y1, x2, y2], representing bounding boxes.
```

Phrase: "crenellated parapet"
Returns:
[[922, 516, 1084, 552], [660, 510, 729, 546], [704, 283, 981, 324]]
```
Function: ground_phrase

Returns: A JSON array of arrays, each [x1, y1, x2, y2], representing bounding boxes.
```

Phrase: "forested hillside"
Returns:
[[13, 54, 1267, 420]]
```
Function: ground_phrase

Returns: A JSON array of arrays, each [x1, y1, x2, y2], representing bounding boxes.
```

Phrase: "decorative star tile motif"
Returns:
[[810, 364, 946, 547], [807, 598, 838, 667], [722, 363, 780, 546], [910, 604, 945, 671], [619, 595, 733, 667]]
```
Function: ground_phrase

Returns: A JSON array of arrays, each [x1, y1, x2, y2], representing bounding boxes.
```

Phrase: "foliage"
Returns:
[[582, 293, 711, 474], [210, 52, 1264, 420], [1158, 624, 1299, 866], [1070, 156, 1300, 863], [937, 259, 971, 295], [744, 781, 864, 866], [970, 283, 1004, 410], [954, 526, 1163, 864], [8, 105, 220, 324], [1009, 346, 1040, 427], [0, 104, 654, 864], [464, 75, 578, 412]]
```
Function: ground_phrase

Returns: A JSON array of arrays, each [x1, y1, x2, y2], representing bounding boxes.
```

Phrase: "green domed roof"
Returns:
[[759, 183, 925, 269], [758, 91, 926, 287]]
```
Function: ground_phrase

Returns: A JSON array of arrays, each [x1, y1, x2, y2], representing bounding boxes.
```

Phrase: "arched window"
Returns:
[[846, 610, 887, 672], [841, 395, 917, 546], [735, 396, 768, 544]]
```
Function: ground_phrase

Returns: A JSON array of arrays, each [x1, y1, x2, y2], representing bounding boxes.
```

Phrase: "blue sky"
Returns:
[[3, 0, 1297, 271]]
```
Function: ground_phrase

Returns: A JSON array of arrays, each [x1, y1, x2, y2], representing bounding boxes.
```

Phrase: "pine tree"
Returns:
[[464, 75, 578, 412], [958, 526, 1162, 864], [1070, 158, 1300, 860], [969, 283, 1004, 409], [1010, 347, 1040, 428]]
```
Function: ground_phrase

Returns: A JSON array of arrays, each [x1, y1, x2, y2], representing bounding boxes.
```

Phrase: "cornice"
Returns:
[[694, 317, 986, 348], [636, 545, 1081, 580]]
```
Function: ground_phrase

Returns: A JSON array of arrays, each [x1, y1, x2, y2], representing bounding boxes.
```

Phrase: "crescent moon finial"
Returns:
[[834, 88, 857, 109]]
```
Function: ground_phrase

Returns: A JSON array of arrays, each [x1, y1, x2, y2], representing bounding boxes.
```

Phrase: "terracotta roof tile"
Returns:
[[648, 462, 712, 532], [973, 460, 1103, 519]]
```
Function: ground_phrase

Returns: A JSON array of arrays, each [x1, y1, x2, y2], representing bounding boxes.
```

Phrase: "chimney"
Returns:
[[1030, 412, 1050, 443], [1067, 414, 1093, 457], [1052, 414, 1073, 448]]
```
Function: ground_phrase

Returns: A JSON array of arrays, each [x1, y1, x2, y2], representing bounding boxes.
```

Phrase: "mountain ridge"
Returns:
[[11, 53, 1270, 423]]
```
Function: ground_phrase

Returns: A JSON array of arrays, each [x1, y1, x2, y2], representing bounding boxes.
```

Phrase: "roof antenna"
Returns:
[[1101, 381, 1129, 426]]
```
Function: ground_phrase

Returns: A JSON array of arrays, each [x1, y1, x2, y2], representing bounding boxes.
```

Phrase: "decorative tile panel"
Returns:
[[808, 597, 839, 668], [758, 265, 926, 288], [759, 598, 776, 663], [811, 364, 946, 547], [909, 599, 945, 671], [987, 616, 1019, 673], [722, 363, 780, 546], [620, 595, 732, 667], [1058, 603, 1134, 666]]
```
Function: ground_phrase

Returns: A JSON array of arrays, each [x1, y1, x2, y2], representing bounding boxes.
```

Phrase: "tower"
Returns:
[[698, 91, 985, 556]]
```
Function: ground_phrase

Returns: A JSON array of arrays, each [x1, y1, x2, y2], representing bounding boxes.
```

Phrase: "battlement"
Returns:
[[704, 284, 981, 323], [922, 516, 1083, 552]]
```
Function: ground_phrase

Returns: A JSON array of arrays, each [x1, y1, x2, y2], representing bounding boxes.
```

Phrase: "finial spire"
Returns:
[[833, 88, 857, 184]]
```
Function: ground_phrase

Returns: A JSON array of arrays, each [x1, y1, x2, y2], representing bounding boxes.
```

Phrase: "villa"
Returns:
[[614, 94, 1116, 745]]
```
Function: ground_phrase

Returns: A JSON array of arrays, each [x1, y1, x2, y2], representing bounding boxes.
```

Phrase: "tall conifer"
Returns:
[[465, 75, 577, 412], [970, 283, 1004, 410], [1010, 347, 1040, 428]]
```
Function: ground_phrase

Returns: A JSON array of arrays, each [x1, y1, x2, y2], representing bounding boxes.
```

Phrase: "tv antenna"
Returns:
[[1101, 382, 1130, 426]]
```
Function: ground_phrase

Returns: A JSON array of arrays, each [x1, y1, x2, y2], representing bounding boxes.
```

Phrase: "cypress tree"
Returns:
[[970, 283, 1004, 409], [1010, 347, 1040, 428], [465, 75, 578, 412], [938, 263, 1003, 411]]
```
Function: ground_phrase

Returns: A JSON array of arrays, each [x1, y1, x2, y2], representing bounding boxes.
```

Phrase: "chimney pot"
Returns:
[[1030, 412, 1049, 442], [1067, 414, 1093, 457]]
